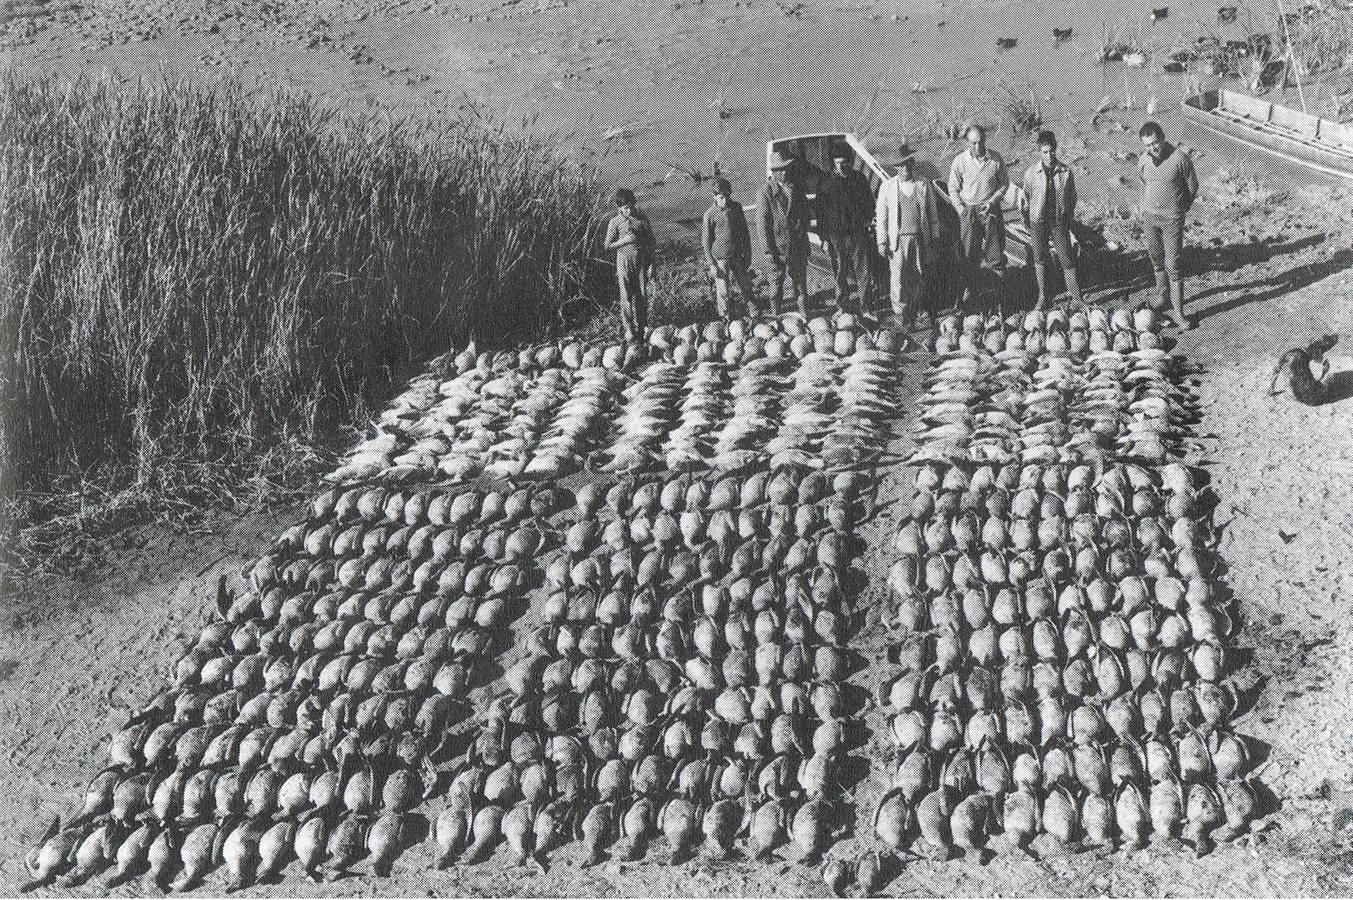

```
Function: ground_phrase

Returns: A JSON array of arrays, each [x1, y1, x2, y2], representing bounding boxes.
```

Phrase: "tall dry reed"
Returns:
[[0, 72, 605, 515]]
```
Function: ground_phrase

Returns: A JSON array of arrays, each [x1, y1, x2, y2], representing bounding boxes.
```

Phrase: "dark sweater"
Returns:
[[703, 200, 752, 261]]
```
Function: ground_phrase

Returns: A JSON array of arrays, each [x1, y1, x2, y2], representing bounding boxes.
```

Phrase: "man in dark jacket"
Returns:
[[702, 177, 758, 320], [756, 149, 811, 316], [816, 142, 875, 311]]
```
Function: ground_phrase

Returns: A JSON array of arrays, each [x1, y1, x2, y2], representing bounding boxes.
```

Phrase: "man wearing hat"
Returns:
[[874, 144, 940, 328], [816, 142, 876, 311], [756, 148, 812, 317], [702, 177, 758, 320]]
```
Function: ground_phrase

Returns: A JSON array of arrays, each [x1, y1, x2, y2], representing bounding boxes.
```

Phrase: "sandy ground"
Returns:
[[4, 0, 1353, 896]]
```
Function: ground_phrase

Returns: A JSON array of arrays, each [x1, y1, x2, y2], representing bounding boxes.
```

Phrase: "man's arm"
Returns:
[[947, 156, 964, 208], [732, 206, 752, 261], [603, 217, 622, 251], [983, 153, 1008, 210], [701, 208, 716, 264], [874, 183, 889, 254], [1180, 153, 1199, 211], [1065, 169, 1078, 221], [755, 187, 778, 258]]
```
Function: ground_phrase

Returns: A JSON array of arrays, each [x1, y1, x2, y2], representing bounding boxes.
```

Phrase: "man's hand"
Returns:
[[821, 240, 832, 256]]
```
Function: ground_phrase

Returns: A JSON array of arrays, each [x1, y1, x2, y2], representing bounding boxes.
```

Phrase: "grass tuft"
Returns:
[[0, 71, 605, 553]]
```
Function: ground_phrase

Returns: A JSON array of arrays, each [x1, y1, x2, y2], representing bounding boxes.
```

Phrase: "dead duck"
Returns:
[[1053, 27, 1073, 42], [996, 37, 1018, 50]]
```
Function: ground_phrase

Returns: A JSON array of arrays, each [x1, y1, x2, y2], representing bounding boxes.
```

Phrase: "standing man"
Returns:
[[947, 124, 1008, 304], [816, 142, 876, 311], [756, 149, 812, 317], [1021, 130, 1085, 309], [1138, 120, 1199, 329], [702, 177, 758, 320], [875, 144, 940, 330], [603, 188, 655, 345]]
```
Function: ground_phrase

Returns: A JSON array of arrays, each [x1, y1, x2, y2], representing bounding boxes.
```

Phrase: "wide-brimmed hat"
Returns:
[[768, 149, 795, 170], [830, 141, 852, 159], [896, 142, 917, 164]]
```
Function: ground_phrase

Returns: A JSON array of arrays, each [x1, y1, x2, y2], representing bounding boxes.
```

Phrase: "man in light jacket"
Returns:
[[875, 144, 940, 328], [1020, 130, 1085, 309], [756, 149, 812, 317]]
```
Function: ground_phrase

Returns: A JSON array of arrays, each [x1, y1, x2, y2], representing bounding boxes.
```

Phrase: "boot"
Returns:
[[1064, 267, 1085, 306], [1032, 263, 1051, 311], [1151, 268, 1170, 311], [797, 296, 810, 319], [1169, 281, 1193, 330]]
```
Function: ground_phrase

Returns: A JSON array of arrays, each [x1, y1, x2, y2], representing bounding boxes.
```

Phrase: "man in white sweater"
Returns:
[[875, 144, 940, 328]]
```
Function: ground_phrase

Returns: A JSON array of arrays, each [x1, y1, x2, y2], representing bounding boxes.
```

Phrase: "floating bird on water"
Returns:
[[1151, 6, 1169, 20], [996, 37, 1018, 50], [1217, 6, 1237, 22], [1053, 27, 1073, 42]]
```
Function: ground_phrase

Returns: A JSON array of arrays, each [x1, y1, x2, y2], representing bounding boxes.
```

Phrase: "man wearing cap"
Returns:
[[756, 149, 812, 317], [875, 144, 940, 328], [702, 177, 758, 320], [947, 124, 1008, 303], [816, 142, 876, 311], [1020, 129, 1085, 309], [603, 187, 656, 345]]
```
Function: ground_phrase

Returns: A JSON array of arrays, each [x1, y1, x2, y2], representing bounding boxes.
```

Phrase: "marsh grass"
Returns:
[[1204, 162, 1288, 210], [0, 71, 605, 550]]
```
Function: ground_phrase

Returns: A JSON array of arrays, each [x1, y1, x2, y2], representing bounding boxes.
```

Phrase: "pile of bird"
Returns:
[[334, 313, 900, 486], [28, 312, 906, 893], [23, 483, 569, 893], [432, 468, 868, 870], [872, 317, 1259, 862], [603, 344, 900, 476], [931, 307, 1162, 356], [914, 312, 1191, 467], [647, 312, 901, 367], [330, 342, 632, 484]]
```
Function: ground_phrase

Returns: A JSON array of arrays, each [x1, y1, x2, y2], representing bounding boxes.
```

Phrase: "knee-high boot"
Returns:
[[1033, 263, 1051, 310], [1064, 266, 1085, 306], [1152, 268, 1170, 310], [1169, 280, 1193, 329]]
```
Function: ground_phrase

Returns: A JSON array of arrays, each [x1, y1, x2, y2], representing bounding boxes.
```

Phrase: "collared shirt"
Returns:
[[605, 209, 655, 261], [702, 200, 752, 261], [1138, 143, 1199, 220], [1022, 159, 1077, 226], [948, 148, 1008, 208], [816, 168, 874, 239]]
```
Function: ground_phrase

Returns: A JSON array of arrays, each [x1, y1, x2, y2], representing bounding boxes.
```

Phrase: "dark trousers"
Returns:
[[958, 204, 1006, 298], [827, 232, 873, 309], [1144, 215, 1184, 281], [615, 249, 648, 342], [767, 247, 809, 313]]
